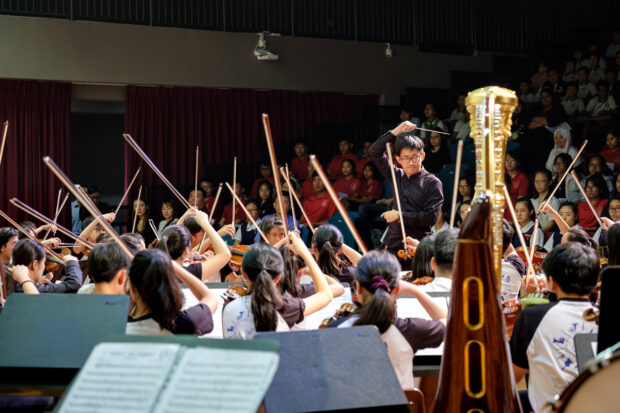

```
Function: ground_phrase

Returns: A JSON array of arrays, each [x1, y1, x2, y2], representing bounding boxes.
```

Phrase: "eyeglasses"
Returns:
[[399, 154, 422, 163], [609, 207, 620, 212]]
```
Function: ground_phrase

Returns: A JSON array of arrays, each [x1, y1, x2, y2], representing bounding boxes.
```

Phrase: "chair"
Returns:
[[328, 211, 360, 250], [404, 388, 426, 413]]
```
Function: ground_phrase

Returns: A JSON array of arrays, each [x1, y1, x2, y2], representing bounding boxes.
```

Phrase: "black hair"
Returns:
[[564, 227, 598, 250], [363, 162, 380, 180], [257, 180, 274, 200], [433, 228, 459, 272], [261, 216, 285, 241], [586, 173, 610, 199], [199, 177, 214, 186], [458, 175, 475, 201], [311, 171, 319, 179], [0, 227, 18, 249], [515, 197, 535, 219], [242, 243, 284, 332], [587, 155, 614, 176], [161, 199, 179, 219], [88, 243, 130, 283], [559, 201, 579, 218], [535, 169, 553, 182], [394, 135, 424, 156], [294, 140, 308, 148], [278, 247, 304, 298], [245, 199, 259, 210], [506, 150, 522, 165], [12, 238, 45, 266], [542, 242, 599, 295], [566, 81, 578, 88], [353, 250, 400, 334], [400, 106, 412, 115], [341, 159, 357, 176], [190, 187, 206, 198], [183, 216, 202, 236], [96, 232, 112, 243], [161, 225, 191, 259], [411, 235, 435, 279], [120, 233, 145, 254], [312, 224, 343, 278], [554, 152, 573, 169], [82, 216, 95, 231], [86, 185, 101, 195], [502, 219, 515, 253], [578, 66, 590, 74], [19, 222, 37, 239], [607, 223, 620, 266], [128, 249, 184, 332]]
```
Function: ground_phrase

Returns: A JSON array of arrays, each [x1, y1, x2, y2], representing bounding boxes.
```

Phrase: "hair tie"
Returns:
[[371, 275, 391, 293]]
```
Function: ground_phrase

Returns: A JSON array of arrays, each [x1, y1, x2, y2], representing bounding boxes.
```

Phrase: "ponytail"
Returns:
[[312, 224, 344, 277], [353, 251, 400, 334]]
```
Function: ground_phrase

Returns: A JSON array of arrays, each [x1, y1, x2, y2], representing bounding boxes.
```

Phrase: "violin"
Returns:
[[319, 303, 357, 329], [401, 272, 433, 285], [503, 299, 522, 338], [221, 284, 249, 303], [515, 246, 546, 273]]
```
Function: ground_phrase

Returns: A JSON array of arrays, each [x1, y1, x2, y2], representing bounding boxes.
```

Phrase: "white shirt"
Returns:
[[586, 95, 617, 116], [531, 196, 560, 230], [561, 96, 585, 116], [126, 318, 173, 336], [222, 295, 289, 339], [501, 259, 522, 303], [421, 276, 452, 293], [577, 82, 597, 101]]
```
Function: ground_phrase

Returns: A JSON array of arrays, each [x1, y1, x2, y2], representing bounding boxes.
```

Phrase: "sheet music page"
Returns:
[[58, 343, 181, 413], [154, 347, 279, 413], [291, 287, 353, 330], [182, 288, 225, 339], [396, 296, 449, 357]]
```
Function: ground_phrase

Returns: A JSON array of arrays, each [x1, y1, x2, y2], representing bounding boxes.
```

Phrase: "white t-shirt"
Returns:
[[222, 295, 293, 339], [531, 196, 560, 230], [510, 299, 598, 413], [421, 276, 452, 293], [126, 318, 173, 336], [561, 96, 585, 116], [586, 95, 617, 116]]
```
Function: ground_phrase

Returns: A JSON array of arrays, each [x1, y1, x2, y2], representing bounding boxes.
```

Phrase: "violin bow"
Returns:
[[0, 121, 8, 167], [503, 186, 536, 286], [571, 171, 604, 228], [262, 114, 289, 236], [225, 182, 269, 243], [132, 185, 142, 234], [279, 166, 314, 233], [528, 219, 541, 292], [43, 191, 70, 241], [232, 157, 237, 225], [114, 167, 141, 217], [309, 155, 368, 254], [540, 139, 587, 212], [384, 143, 409, 258], [148, 219, 161, 241], [123, 133, 191, 209], [449, 140, 464, 228], [43, 156, 134, 259], [197, 183, 223, 252], [193, 146, 199, 209], [285, 164, 298, 231], [0, 210, 64, 262], [10, 198, 95, 250]]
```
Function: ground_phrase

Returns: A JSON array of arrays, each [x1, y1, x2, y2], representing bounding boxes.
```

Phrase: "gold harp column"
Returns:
[[466, 86, 517, 285]]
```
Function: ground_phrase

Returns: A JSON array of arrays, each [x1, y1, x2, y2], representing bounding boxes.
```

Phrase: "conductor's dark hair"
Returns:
[[394, 135, 424, 156], [88, 243, 130, 283], [12, 239, 45, 266], [353, 250, 400, 334], [542, 243, 599, 295], [242, 243, 284, 332], [502, 219, 515, 253], [183, 216, 202, 236], [0, 227, 18, 248], [434, 228, 459, 272], [411, 235, 435, 279], [312, 224, 344, 278], [161, 225, 191, 259], [607, 223, 620, 266], [128, 249, 184, 332]]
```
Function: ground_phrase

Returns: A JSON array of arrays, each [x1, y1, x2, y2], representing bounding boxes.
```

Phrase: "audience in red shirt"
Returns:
[[302, 172, 337, 225], [328, 138, 359, 178]]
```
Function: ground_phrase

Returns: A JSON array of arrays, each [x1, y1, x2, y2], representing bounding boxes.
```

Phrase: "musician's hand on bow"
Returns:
[[40, 273, 54, 285], [42, 237, 61, 248], [177, 207, 196, 225], [539, 202, 555, 216], [102, 212, 116, 223], [62, 254, 78, 263], [218, 224, 236, 238], [193, 210, 211, 228], [381, 209, 399, 223], [405, 236, 419, 255], [392, 121, 417, 136], [601, 216, 615, 231]]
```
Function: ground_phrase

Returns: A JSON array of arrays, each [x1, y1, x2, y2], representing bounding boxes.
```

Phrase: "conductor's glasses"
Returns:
[[399, 154, 422, 163]]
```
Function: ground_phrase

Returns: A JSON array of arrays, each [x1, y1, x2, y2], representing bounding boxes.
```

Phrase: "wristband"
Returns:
[[19, 279, 35, 287]]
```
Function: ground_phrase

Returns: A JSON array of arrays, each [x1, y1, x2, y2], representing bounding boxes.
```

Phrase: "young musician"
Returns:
[[531, 169, 560, 232], [327, 250, 446, 389], [501, 220, 526, 303], [74, 213, 115, 256], [12, 239, 82, 294], [510, 243, 599, 413], [126, 248, 219, 336], [232, 200, 260, 246], [370, 122, 443, 256], [421, 228, 458, 292], [511, 198, 545, 250], [222, 234, 333, 338], [257, 192, 299, 240], [593, 196, 620, 246], [311, 224, 362, 287], [78, 243, 130, 295], [410, 235, 435, 281], [542, 202, 583, 251], [0, 228, 18, 265]]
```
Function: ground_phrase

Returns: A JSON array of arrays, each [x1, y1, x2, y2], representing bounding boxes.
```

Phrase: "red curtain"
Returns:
[[124, 85, 377, 187], [0, 80, 71, 227]]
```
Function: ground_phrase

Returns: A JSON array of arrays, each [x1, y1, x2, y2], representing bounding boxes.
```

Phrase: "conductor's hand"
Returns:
[[381, 210, 399, 223], [392, 121, 417, 136]]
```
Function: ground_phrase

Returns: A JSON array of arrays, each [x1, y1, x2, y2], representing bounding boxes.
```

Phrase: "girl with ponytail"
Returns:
[[126, 247, 219, 336], [311, 224, 362, 287], [222, 233, 333, 339], [327, 250, 447, 389]]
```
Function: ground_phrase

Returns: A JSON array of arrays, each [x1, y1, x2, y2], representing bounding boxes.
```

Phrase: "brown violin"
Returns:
[[319, 303, 357, 329], [221, 284, 249, 303]]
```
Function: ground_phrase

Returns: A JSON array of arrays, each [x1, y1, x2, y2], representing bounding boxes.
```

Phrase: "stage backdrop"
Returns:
[[124, 85, 378, 190], [0, 79, 71, 227]]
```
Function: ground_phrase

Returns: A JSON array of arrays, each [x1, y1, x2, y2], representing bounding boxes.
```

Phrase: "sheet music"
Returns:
[[291, 288, 353, 330], [182, 288, 225, 339], [396, 296, 449, 357], [58, 343, 181, 413], [154, 347, 279, 413]]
